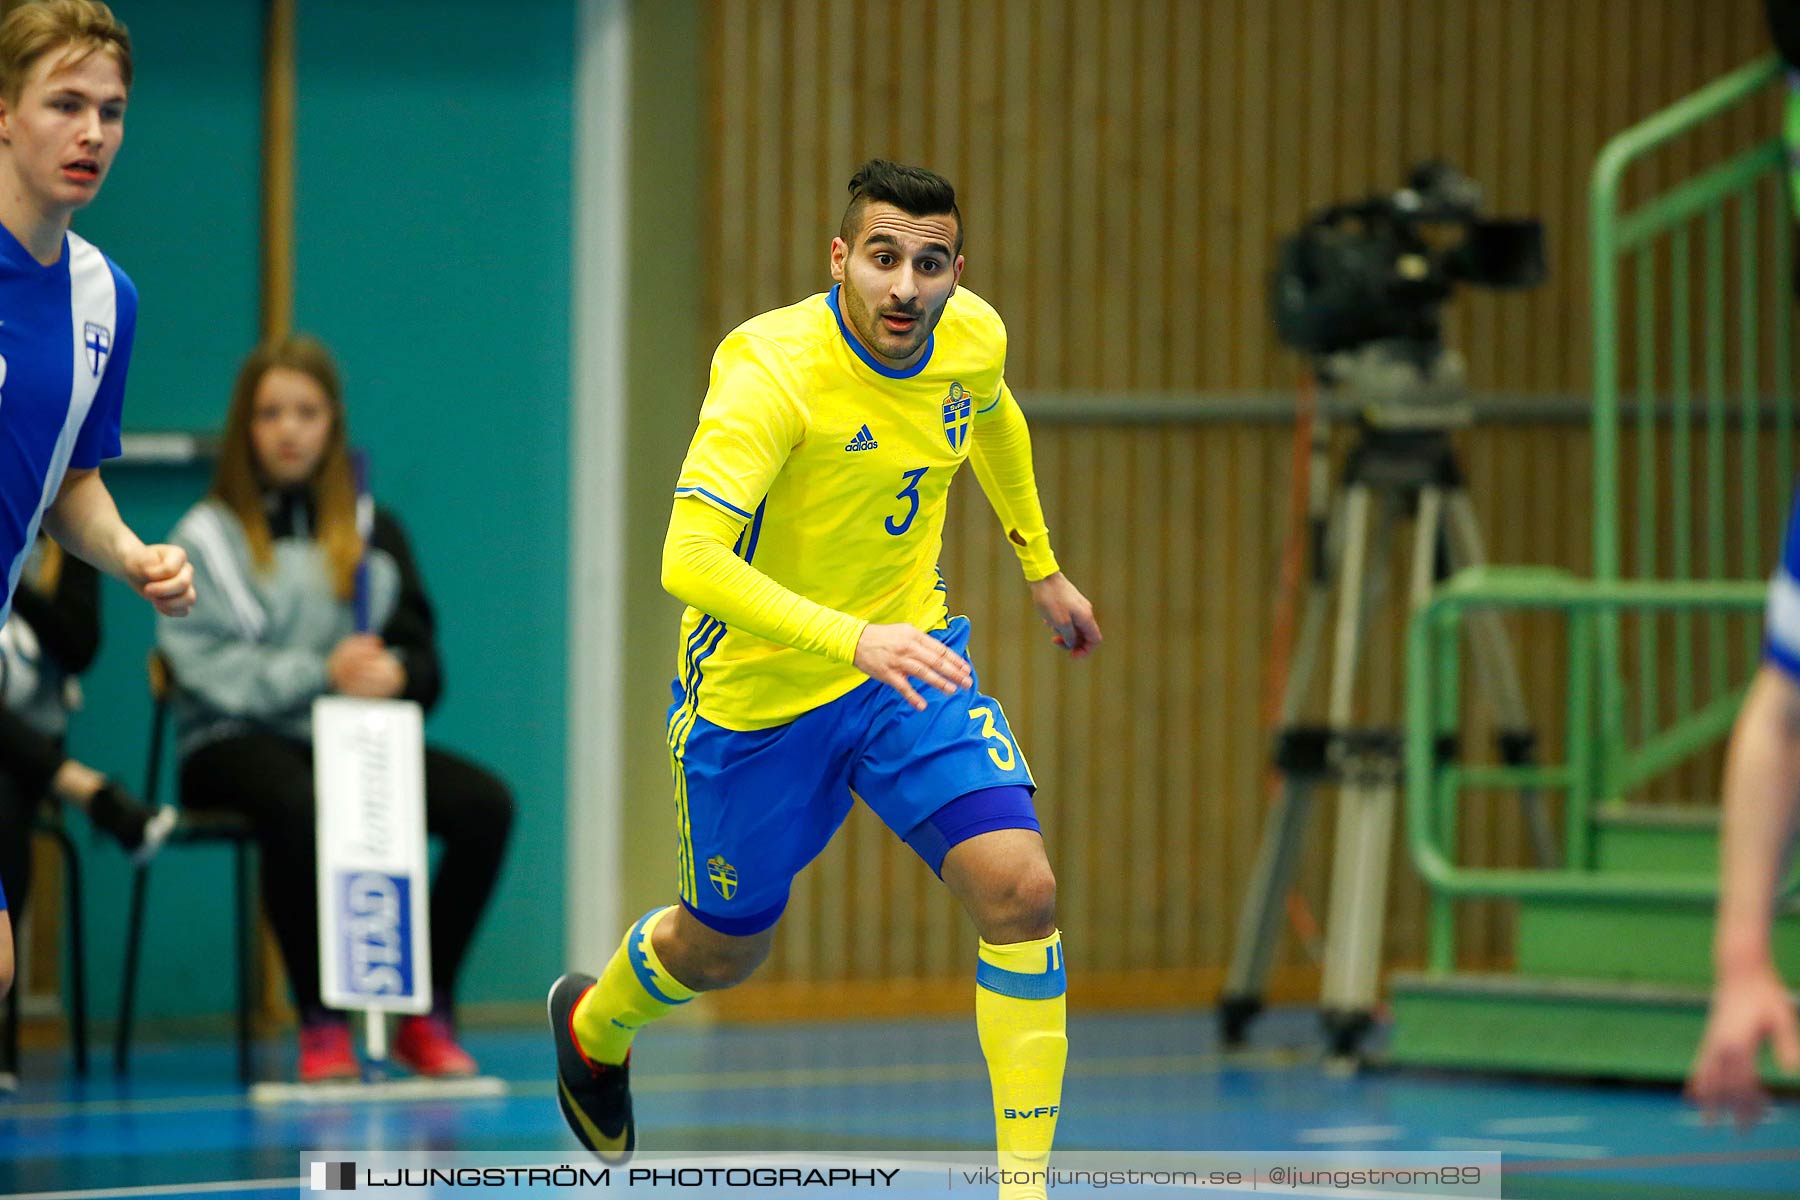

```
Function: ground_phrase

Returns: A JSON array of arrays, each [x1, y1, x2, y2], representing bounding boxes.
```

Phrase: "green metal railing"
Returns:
[[1402, 570, 1777, 972], [1403, 57, 1799, 972], [1592, 54, 1793, 775]]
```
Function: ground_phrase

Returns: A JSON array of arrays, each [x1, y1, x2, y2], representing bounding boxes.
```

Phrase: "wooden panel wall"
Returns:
[[702, 0, 1784, 1015], [708, 0, 1776, 396]]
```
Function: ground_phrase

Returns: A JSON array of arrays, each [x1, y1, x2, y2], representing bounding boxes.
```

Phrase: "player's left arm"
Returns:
[[40, 269, 194, 618], [969, 379, 1101, 657], [43, 468, 194, 617], [1689, 664, 1800, 1129]]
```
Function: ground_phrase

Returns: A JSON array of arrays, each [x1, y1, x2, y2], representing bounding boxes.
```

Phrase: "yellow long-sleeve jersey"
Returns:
[[663, 284, 1058, 731]]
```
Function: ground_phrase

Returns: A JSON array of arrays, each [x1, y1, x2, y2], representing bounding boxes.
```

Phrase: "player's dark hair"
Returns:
[[839, 159, 963, 255]]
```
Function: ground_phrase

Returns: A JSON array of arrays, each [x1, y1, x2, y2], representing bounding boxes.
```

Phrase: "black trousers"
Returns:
[[180, 731, 514, 1019], [0, 712, 68, 919]]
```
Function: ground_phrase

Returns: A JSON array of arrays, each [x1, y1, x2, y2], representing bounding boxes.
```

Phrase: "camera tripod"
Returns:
[[1217, 371, 1556, 1060]]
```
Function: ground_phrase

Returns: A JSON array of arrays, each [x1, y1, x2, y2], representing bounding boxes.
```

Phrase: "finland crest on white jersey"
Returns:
[[0, 230, 131, 626]]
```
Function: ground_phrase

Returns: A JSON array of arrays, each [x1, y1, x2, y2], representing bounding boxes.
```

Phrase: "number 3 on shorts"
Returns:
[[967, 706, 1017, 770]]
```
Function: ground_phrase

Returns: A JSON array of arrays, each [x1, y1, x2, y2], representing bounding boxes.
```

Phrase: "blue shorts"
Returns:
[[666, 616, 1037, 934]]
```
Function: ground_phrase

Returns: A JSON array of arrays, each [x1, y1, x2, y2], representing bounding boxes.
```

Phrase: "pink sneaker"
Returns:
[[298, 1020, 358, 1083], [395, 1013, 477, 1077]]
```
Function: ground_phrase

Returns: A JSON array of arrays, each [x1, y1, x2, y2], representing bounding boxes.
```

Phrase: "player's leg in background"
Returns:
[[855, 616, 1066, 1197], [0, 769, 36, 942], [552, 690, 856, 1157], [570, 903, 776, 1067], [942, 822, 1067, 1200], [549, 893, 780, 1158], [568, 698, 841, 1063]]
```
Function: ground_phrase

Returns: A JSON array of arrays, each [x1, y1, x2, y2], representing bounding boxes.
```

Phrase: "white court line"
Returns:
[[1, 1047, 1310, 1122], [1294, 1125, 1405, 1144], [1477, 1116, 1592, 1136], [1676, 1105, 1786, 1127], [1432, 1136, 1608, 1159], [0, 1177, 299, 1200], [248, 1074, 507, 1107]]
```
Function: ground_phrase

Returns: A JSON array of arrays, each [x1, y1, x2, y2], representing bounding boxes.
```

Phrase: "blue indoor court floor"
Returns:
[[0, 1008, 1795, 1199]]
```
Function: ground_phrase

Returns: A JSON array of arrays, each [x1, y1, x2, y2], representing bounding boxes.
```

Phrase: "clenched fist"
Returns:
[[126, 543, 195, 617]]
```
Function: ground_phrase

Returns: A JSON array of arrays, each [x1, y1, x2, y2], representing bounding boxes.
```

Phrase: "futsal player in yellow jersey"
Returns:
[[550, 161, 1100, 1197]]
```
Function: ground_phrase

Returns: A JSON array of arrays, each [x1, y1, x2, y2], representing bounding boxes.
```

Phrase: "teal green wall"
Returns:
[[72, 0, 264, 429], [291, 0, 573, 1009], [39, 0, 573, 1026], [57, 0, 267, 1026]]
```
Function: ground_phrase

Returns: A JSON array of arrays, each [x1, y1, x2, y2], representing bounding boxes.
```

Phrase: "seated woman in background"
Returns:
[[0, 536, 175, 924], [158, 336, 514, 1084]]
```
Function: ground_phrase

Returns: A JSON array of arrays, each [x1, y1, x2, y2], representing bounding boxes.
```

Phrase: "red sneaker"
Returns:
[[395, 1013, 478, 1077], [298, 1020, 358, 1083]]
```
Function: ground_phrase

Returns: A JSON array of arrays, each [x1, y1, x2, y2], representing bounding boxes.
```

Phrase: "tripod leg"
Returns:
[[1224, 467, 1360, 1043], [1444, 491, 1559, 867], [1411, 488, 1445, 613], [1220, 489, 1354, 1043], [1220, 775, 1317, 1045], [1280, 561, 1338, 731], [1316, 486, 1403, 1059], [1326, 486, 1378, 729], [1282, 400, 1338, 724], [1320, 750, 1400, 1057]]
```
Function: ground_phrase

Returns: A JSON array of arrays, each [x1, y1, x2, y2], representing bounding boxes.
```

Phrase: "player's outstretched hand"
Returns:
[[127, 543, 196, 617], [1688, 965, 1800, 1131], [854, 622, 973, 712], [1029, 572, 1101, 659]]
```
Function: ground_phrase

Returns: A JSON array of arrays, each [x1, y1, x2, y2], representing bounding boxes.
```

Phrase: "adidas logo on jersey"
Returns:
[[844, 424, 879, 452]]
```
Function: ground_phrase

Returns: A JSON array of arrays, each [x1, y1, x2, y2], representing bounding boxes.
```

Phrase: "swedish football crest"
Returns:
[[707, 854, 738, 900], [83, 322, 112, 378], [942, 381, 972, 451]]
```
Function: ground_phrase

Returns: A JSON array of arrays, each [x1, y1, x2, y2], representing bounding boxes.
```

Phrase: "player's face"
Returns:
[[830, 203, 963, 369], [0, 48, 127, 219], [250, 367, 336, 489]]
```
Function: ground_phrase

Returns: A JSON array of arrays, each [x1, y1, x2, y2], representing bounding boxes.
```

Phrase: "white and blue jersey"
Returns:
[[1766, 484, 1800, 680], [0, 224, 134, 626]]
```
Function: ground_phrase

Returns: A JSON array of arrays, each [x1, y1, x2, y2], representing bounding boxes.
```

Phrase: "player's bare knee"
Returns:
[[977, 861, 1058, 943], [1011, 861, 1059, 935], [661, 912, 773, 992], [686, 939, 768, 991]]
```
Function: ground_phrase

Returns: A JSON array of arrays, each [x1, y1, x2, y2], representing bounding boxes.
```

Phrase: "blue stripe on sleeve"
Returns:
[[742, 500, 768, 564], [674, 486, 753, 520]]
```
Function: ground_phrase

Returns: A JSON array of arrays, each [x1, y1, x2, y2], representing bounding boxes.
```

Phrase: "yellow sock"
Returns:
[[571, 905, 697, 1066], [976, 930, 1067, 1200]]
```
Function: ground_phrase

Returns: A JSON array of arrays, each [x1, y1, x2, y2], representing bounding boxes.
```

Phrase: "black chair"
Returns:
[[114, 650, 261, 1084], [0, 811, 88, 1078]]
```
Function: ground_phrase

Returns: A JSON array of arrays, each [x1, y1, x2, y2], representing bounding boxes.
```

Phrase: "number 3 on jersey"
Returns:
[[885, 467, 930, 536], [967, 705, 1017, 771]]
